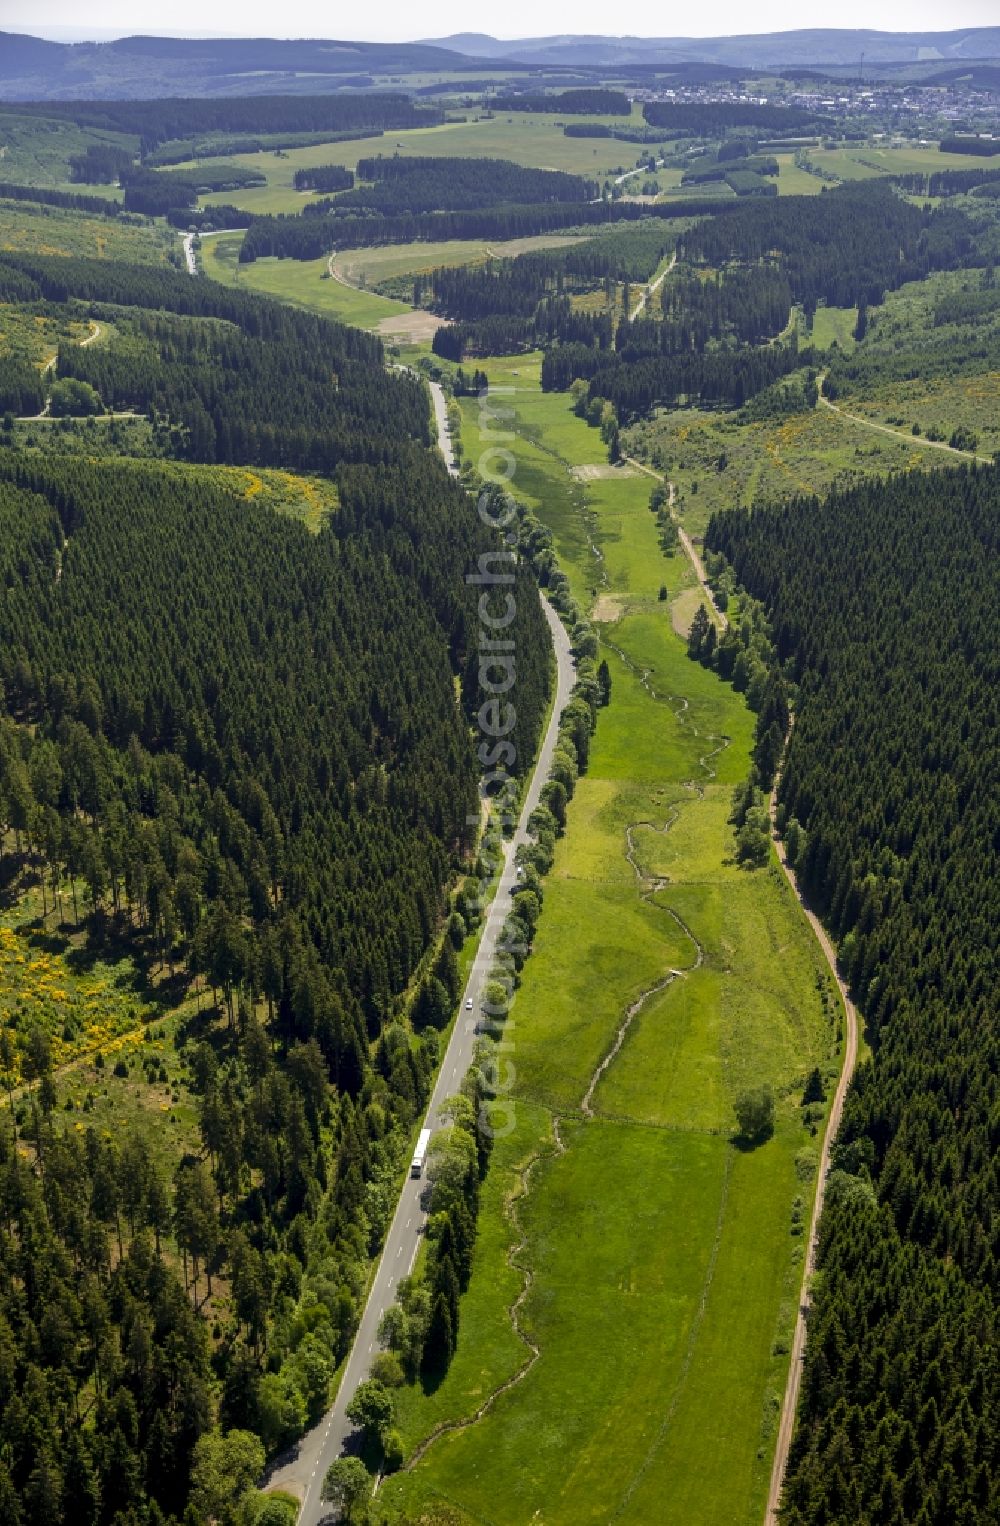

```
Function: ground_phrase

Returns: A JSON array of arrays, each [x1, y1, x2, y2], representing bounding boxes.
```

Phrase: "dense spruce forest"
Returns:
[[323, 156, 595, 214], [236, 196, 735, 264], [0, 252, 430, 470], [642, 100, 823, 134], [708, 465, 1000, 1524], [493, 89, 630, 114], [678, 181, 974, 310], [0, 95, 444, 155], [0, 227, 553, 1518]]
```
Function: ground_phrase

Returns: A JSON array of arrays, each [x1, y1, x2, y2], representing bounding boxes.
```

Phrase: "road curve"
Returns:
[[267, 397, 575, 1525], [765, 729, 859, 1524]]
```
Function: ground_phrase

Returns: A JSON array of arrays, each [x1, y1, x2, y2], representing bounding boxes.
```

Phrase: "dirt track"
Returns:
[[765, 726, 859, 1524]]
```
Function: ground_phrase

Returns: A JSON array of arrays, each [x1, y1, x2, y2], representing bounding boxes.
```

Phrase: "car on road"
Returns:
[[465, 997, 473, 1010]]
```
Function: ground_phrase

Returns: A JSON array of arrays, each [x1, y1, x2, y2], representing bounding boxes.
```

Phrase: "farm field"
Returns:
[[807, 141, 1000, 183], [380, 356, 839, 1525]]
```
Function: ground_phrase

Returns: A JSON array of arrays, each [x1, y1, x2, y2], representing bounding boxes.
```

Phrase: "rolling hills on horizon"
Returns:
[[1, 25, 999, 100]]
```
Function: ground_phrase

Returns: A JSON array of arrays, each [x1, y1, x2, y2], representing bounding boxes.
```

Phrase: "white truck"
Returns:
[[410, 1127, 432, 1178]]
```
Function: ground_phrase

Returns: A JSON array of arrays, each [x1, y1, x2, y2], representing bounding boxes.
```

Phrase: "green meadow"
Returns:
[[190, 108, 656, 214], [199, 231, 410, 328], [381, 357, 840, 1525]]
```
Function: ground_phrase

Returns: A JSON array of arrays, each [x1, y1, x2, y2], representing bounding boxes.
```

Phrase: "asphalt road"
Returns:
[[268, 386, 575, 1524], [427, 378, 459, 476]]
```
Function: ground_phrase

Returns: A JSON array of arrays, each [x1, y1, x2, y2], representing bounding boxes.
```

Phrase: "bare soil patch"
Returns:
[[670, 586, 706, 639], [571, 462, 638, 481], [592, 594, 623, 623], [376, 310, 448, 342]]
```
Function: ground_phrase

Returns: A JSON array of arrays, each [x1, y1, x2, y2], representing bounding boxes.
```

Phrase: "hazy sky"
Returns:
[[4, 1, 999, 43]]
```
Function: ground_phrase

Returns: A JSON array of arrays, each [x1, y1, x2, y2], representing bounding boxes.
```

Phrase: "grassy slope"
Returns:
[[0, 202, 175, 264], [381, 354, 837, 1526], [624, 396, 945, 540], [200, 231, 409, 328]]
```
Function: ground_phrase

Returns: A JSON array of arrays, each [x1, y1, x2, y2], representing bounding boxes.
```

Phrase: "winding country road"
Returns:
[[765, 731, 859, 1525], [267, 387, 575, 1524]]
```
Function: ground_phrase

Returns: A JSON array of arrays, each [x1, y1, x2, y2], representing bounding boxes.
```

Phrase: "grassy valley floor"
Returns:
[[380, 355, 842, 1525]]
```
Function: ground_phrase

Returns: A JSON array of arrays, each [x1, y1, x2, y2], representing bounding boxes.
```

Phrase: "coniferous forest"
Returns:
[[0, 245, 552, 1522], [708, 465, 1000, 1525]]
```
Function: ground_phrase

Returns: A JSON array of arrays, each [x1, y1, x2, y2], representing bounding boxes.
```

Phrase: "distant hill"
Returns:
[[0, 32, 515, 100], [3, 27, 1000, 100], [425, 27, 1000, 69]]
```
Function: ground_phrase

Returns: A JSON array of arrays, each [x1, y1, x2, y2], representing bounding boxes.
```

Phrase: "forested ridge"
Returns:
[[0, 251, 430, 470], [708, 465, 1000, 1524], [0, 95, 443, 156], [0, 235, 553, 1519]]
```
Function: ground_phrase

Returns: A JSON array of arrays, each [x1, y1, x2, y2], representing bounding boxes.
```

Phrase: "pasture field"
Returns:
[[381, 356, 839, 1525], [774, 154, 826, 195], [190, 110, 656, 212], [331, 231, 595, 289], [808, 302, 858, 349]]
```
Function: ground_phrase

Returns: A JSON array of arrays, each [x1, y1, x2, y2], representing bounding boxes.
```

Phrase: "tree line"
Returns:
[[542, 336, 809, 416], [1, 95, 443, 157], [118, 165, 266, 218], [493, 89, 630, 114], [307, 156, 597, 216], [236, 197, 734, 264], [0, 180, 120, 216], [292, 165, 355, 193], [707, 461, 1000, 1525]]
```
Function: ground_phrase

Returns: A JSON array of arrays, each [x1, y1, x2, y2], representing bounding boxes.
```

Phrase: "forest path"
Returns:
[[765, 724, 859, 1524], [623, 456, 728, 630], [817, 372, 990, 464], [629, 249, 676, 322]]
